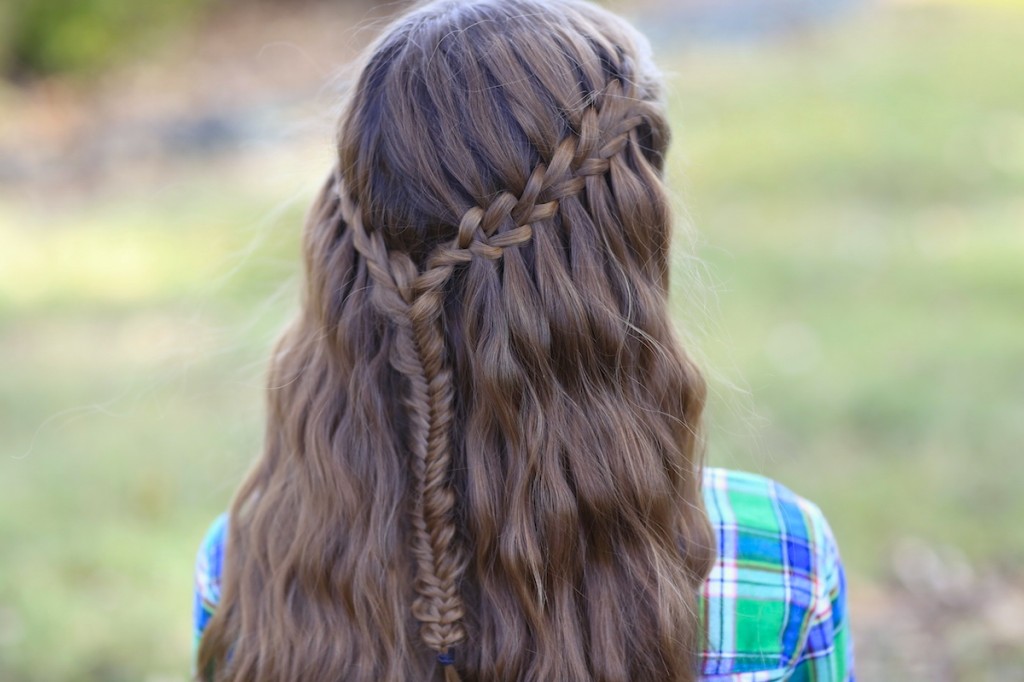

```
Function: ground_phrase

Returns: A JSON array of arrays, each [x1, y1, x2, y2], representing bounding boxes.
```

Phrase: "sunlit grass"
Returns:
[[664, 2, 1024, 578], [0, 181, 306, 313]]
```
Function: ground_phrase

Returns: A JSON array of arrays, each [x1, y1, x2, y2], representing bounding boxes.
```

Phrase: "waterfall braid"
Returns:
[[197, 1, 716, 681]]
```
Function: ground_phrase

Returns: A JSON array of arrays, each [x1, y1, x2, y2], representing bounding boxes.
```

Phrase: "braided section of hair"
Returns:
[[339, 81, 647, 676], [342, 189, 467, 668]]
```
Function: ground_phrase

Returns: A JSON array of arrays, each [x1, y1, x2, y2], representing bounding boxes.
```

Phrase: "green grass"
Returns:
[[1, 3, 1022, 679], [664, 4, 1024, 578]]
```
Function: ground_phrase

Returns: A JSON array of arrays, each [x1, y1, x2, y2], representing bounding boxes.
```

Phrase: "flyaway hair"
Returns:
[[196, 0, 716, 680]]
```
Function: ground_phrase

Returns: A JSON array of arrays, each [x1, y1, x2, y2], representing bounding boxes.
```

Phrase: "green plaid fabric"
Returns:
[[194, 468, 853, 680], [699, 468, 853, 680]]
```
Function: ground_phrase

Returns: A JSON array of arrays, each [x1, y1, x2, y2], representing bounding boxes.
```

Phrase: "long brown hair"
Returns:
[[197, 0, 715, 679]]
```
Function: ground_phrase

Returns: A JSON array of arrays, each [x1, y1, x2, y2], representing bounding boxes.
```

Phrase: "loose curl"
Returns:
[[197, 0, 715, 680]]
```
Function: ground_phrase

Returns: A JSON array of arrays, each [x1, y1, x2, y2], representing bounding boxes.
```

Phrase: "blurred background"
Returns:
[[1, 0, 1022, 679]]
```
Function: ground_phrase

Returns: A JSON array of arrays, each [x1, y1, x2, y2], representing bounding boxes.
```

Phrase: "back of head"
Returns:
[[198, 1, 715, 680]]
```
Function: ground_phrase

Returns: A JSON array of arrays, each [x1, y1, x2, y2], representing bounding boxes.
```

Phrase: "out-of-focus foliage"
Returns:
[[0, 0, 209, 79]]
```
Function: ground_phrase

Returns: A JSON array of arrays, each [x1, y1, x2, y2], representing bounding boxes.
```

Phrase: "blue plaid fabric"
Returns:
[[193, 512, 226, 649], [194, 468, 853, 679], [699, 468, 853, 680]]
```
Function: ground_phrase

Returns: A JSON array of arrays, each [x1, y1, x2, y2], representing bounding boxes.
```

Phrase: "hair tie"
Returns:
[[438, 649, 456, 666]]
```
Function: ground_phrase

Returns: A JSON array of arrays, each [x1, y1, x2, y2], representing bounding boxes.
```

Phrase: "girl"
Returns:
[[193, 0, 853, 679]]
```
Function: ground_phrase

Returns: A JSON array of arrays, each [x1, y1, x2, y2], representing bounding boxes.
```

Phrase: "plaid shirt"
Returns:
[[699, 468, 853, 680], [194, 468, 853, 680]]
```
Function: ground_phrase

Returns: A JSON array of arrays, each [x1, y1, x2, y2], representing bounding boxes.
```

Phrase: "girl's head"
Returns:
[[199, 1, 715, 680]]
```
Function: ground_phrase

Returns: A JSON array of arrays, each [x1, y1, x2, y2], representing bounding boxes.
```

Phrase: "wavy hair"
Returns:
[[196, 0, 715, 680]]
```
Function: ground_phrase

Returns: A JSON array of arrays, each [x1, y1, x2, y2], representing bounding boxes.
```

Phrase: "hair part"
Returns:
[[197, 1, 715, 680]]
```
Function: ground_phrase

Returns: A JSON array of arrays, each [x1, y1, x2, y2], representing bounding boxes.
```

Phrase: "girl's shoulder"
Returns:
[[700, 467, 852, 680], [193, 512, 228, 644], [701, 466, 836, 546]]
